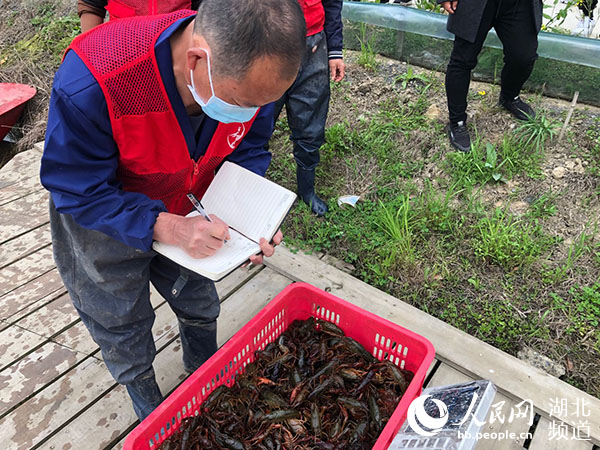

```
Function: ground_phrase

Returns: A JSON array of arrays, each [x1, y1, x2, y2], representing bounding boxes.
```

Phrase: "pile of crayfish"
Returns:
[[158, 317, 413, 449]]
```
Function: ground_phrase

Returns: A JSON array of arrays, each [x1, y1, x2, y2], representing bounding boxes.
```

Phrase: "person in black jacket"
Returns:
[[439, 0, 543, 152]]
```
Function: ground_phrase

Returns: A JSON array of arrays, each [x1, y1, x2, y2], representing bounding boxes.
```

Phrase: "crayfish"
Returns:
[[158, 317, 413, 449]]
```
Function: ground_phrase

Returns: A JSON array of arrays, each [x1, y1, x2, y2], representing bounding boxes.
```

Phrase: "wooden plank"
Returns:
[[529, 417, 594, 450], [0, 190, 49, 244], [0, 177, 44, 207], [0, 246, 55, 297], [0, 326, 46, 370], [0, 358, 112, 450], [0, 224, 51, 268], [264, 246, 600, 444], [425, 362, 474, 388], [0, 268, 64, 323], [16, 293, 77, 339], [33, 142, 44, 154], [54, 266, 261, 358], [0, 294, 77, 370], [0, 342, 84, 416], [214, 264, 259, 299], [0, 150, 41, 190], [37, 269, 291, 450], [54, 301, 178, 359]]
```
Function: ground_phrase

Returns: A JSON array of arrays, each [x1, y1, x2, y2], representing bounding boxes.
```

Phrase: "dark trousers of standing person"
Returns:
[[49, 200, 220, 421], [273, 30, 330, 216], [445, 0, 539, 124]]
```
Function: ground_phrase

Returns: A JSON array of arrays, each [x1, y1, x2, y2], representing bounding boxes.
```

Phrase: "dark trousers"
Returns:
[[274, 31, 330, 171], [49, 200, 220, 421], [445, 0, 539, 123]]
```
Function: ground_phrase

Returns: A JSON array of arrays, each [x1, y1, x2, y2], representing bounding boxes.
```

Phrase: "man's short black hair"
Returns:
[[194, 0, 306, 81]]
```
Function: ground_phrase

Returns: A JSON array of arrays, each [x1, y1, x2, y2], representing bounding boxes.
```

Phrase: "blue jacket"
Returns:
[[323, 0, 344, 59], [41, 16, 274, 251]]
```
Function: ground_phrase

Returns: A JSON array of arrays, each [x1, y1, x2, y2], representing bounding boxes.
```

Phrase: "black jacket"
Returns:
[[437, 0, 543, 43]]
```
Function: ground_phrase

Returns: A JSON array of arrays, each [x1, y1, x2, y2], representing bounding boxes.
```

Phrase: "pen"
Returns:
[[186, 193, 228, 244]]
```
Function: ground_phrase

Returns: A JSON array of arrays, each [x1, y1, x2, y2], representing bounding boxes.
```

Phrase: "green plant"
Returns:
[[412, 182, 462, 235], [514, 112, 559, 154], [414, 0, 443, 13], [550, 282, 600, 348], [446, 137, 509, 187], [357, 22, 378, 72], [542, 0, 578, 31], [395, 65, 433, 90], [528, 191, 558, 219], [543, 224, 598, 283], [473, 208, 553, 268], [376, 196, 416, 264]]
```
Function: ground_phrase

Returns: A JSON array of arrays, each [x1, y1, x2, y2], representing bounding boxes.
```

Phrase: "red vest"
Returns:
[[67, 11, 257, 215], [300, 0, 325, 37], [106, 0, 191, 19]]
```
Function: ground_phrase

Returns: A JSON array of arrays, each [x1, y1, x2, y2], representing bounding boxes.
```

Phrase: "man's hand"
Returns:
[[440, 1, 458, 14], [153, 212, 230, 258], [329, 59, 346, 82], [249, 229, 283, 265]]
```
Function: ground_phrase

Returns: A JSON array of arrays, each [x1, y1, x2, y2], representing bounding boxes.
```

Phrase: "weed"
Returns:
[[411, 182, 462, 235], [6, 13, 80, 68], [473, 208, 553, 268], [395, 66, 433, 90], [514, 111, 559, 154], [445, 136, 503, 187], [527, 191, 558, 219], [496, 133, 544, 178], [543, 224, 598, 284], [551, 282, 600, 349], [376, 196, 416, 264], [357, 23, 378, 72], [446, 132, 544, 188]]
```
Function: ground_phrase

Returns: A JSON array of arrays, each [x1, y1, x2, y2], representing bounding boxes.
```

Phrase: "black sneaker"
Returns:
[[447, 121, 471, 152], [499, 95, 535, 121]]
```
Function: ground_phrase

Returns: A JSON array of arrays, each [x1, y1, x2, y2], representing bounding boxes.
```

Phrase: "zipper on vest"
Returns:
[[188, 161, 199, 190]]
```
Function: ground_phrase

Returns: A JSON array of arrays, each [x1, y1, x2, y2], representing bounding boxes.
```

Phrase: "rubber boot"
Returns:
[[296, 166, 328, 217], [125, 368, 164, 421]]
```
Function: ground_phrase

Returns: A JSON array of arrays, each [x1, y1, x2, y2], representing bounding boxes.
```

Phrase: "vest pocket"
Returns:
[[106, 0, 137, 19]]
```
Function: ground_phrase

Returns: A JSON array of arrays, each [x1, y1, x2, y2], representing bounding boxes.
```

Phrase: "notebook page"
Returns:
[[152, 228, 260, 281], [201, 162, 296, 243]]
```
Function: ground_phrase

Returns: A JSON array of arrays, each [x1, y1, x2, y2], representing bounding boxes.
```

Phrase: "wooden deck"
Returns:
[[1, 146, 598, 450]]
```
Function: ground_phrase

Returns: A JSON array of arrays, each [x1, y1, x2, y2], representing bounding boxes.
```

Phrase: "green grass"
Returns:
[[446, 132, 544, 188], [514, 111, 559, 155], [543, 224, 599, 284], [473, 208, 555, 269], [394, 66, 433, 90], [551, 282, 600, 351], [527, 191, 558, 219], [357, 22, 378, 72]]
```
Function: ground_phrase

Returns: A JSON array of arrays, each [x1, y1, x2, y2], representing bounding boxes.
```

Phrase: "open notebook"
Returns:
[[152, 162, 297, 281]]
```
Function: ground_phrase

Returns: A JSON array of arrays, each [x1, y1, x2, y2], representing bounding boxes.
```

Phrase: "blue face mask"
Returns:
[[187, 49, 259, 124]]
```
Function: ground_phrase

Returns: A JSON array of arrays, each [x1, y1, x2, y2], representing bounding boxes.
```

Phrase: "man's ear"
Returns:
[[186, 47, 205, 72]]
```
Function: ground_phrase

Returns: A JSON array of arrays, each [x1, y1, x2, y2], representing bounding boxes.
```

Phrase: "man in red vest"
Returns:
[[78, 0, 202, 32], [41, 0, 305, 420], [275, 0, 345, 217]]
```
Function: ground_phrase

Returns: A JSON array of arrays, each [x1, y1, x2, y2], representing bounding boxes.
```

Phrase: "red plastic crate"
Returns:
[[124, 283, 435, 450]]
